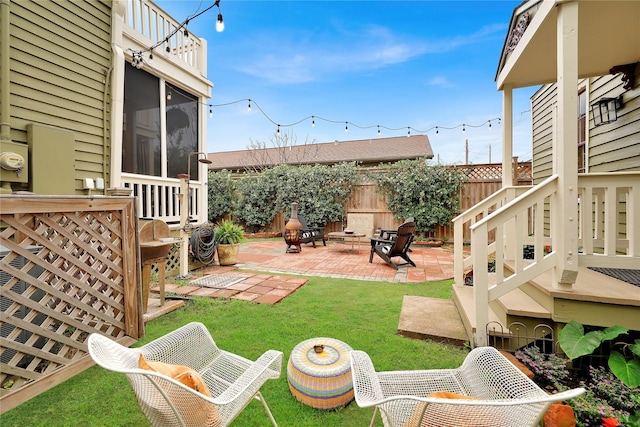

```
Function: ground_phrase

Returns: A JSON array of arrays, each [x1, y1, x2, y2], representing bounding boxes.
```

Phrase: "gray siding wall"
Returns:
[[530, 83, 555, 184], [9, 0, 111, 193], [531, 69, 640, 178], [588, 69, 640, 172]]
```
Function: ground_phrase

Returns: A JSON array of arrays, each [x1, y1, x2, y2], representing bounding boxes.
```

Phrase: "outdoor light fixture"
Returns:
[[591, 95, 623, 126], [187, 151, 212, 183]]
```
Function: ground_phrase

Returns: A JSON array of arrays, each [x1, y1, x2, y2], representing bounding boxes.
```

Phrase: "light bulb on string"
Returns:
[[276, 125, 280, 136], [311, 116, 315, 127], [209, 106, 212, 117], [462, 124, 466, 133], [377, 125, 381, 136], [488, 120, 492, 129], [407, 127, 411, 137], [167, 91, 172, 101], [345, 122, 348, 133], [247, 100, 251, 112], [436, 126, 439, 135], [216, 13, 224, 32]]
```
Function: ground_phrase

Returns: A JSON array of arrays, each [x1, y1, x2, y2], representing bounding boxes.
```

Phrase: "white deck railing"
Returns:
[[122, 174, 207, 226], [578, 172, 640, 268], [454, 172, 640, 347], [122, 0, 206, 73], [452, 185, 531, 286]]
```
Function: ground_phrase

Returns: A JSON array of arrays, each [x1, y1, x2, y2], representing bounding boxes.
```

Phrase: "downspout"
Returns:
[[109, 0, 126, 189], [102, 65, 113, 194], [0, 0, 11, 143]]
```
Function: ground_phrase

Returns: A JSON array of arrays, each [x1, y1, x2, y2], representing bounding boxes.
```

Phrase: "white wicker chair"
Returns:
[[88, 322, 283, 427], [350, 346, 584, 427]]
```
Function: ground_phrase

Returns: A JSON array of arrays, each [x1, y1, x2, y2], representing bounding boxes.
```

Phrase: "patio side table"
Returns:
[[287, 337, 354, 410], [327, 231, 365, 252]]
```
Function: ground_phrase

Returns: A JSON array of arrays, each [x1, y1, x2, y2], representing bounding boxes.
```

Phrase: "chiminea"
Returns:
[[284, 202, 304, 253]]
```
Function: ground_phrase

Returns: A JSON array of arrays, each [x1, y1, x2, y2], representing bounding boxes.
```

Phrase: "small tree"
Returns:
[[243, 131, 320, 172], [370, 159, 464, 236]]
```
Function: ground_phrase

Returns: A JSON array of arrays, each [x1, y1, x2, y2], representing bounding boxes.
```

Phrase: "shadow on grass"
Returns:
[[3, 276, 468, 427]]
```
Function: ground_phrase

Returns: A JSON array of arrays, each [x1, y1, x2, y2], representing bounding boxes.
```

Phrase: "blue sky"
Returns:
[[155, 0, 538, 165]]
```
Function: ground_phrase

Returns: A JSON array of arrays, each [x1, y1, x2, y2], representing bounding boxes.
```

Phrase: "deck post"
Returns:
[[552, 0, 579, 289]]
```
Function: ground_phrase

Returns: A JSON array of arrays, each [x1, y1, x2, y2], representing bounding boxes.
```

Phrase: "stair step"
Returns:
[[452, 285, 503, 338], [452, 284, 552, 340], [493, 286, 551, 319], [397, 295, 469, 346]]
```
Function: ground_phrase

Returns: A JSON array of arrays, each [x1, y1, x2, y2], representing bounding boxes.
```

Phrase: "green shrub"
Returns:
[[207, 170, 236, 222], [213, 219, 245, 245], [369, 159, 464, 236]]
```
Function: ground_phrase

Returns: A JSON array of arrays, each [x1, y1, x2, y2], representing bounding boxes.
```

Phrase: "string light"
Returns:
[[247, 99, 251, 112], [209, 106, 212, 117], [129, 1, 224, 67], [194, 93, 501, 139]]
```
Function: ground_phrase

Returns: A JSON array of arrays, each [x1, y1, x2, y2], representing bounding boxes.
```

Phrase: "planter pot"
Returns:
[[217, 243, 240, 266]]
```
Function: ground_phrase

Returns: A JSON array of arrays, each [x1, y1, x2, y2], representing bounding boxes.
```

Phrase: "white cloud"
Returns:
[[428, 76, 454, 88], [235, 22, 506, 84]]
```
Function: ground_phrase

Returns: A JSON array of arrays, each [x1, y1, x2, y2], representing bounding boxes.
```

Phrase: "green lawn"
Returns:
[[2, 276, 469, 427]]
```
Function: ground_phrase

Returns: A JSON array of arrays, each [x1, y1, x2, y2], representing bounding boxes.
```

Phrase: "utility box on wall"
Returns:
[[27, 124, 76, 195], [0, 141, 29, 194]]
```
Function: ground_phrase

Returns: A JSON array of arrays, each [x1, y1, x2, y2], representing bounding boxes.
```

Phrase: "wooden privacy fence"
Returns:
[[0, 195, 143, 412], [259, 162, 533, 240]]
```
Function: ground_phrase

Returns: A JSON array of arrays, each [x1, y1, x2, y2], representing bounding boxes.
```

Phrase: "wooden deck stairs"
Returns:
[[450, 263, 640, 350]]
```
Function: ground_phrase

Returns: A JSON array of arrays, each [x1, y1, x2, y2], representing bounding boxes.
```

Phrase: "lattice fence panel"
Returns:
[[0, 196, 141, 411]]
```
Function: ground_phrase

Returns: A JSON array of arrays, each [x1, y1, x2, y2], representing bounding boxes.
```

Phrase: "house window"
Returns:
[[578, 90, 586, 173], [122, 65, 200, 179], [122, 64, 161, 176], [166, 84, 199, 180]]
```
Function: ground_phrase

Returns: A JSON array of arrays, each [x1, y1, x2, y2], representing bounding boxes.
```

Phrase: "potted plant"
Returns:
[[214, 220, 245, 265]]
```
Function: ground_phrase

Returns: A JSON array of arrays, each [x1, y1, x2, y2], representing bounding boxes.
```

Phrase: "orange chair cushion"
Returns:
[[138, 354, 212, 397]]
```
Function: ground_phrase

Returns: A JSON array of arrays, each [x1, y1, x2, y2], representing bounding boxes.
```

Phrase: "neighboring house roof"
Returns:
[[207, 135, 433, 171]]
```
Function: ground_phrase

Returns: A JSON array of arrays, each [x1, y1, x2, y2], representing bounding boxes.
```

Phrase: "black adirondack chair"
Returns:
[[298, 215, 326, 247], [378, 217, 415, 252], [369, 221, 416, 270]]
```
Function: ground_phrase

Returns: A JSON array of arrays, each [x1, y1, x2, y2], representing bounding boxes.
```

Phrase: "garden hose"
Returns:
[[190, 225, 216, 264]]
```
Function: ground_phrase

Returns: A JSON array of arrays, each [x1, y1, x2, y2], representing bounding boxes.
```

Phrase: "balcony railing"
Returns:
[[122, 0, 206, 73], [122, 173, 206, 226]]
